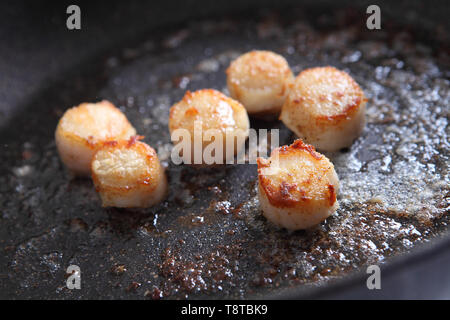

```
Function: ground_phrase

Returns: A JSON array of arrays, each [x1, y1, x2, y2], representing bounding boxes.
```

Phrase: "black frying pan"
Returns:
[[0, 0, 449, 299]]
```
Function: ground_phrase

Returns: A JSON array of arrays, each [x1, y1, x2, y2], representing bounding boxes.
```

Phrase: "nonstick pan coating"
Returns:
[[0, 1, 449, 299]]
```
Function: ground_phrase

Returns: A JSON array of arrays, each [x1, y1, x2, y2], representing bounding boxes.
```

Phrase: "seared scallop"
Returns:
[[168, 89, 250, 165], [91, 136, 167, 208], [55, 100, 136, 176], [226, 50, 294, 118], [280, 67, 367, 151], [257, 139, 339, 230]]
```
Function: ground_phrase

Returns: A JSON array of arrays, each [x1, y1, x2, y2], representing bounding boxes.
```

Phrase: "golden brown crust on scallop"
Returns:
[[91, 136, 160, 192], [55, 100, 136, 175], [277, 139, 323, 160], [257, 139, 338, 209], [327, 184, 337, 207], [285, 66, 365, 119], [57, 100, 136, 145], [168, 89, 250, 164], [91, 136, 167, 208], [280, 67, 366, 151], [168, 89, 248, 133], [226, 51, 294, 116], [226, 51, 292, 89]]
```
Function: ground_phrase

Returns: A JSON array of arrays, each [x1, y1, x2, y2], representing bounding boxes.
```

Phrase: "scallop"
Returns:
[[280, 66, 367, 151], [168, 89, 250, 165], [257, 139, 339, 230], [55, 100, 136, 176], [226, 50, 294, 118], [91, 136, 167, 208]]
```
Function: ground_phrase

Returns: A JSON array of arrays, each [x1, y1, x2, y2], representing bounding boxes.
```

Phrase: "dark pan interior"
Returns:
[[0, 1, 449, 299]]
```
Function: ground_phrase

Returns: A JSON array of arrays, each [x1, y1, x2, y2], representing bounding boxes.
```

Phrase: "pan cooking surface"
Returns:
[[0, 7, 448, 299]]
